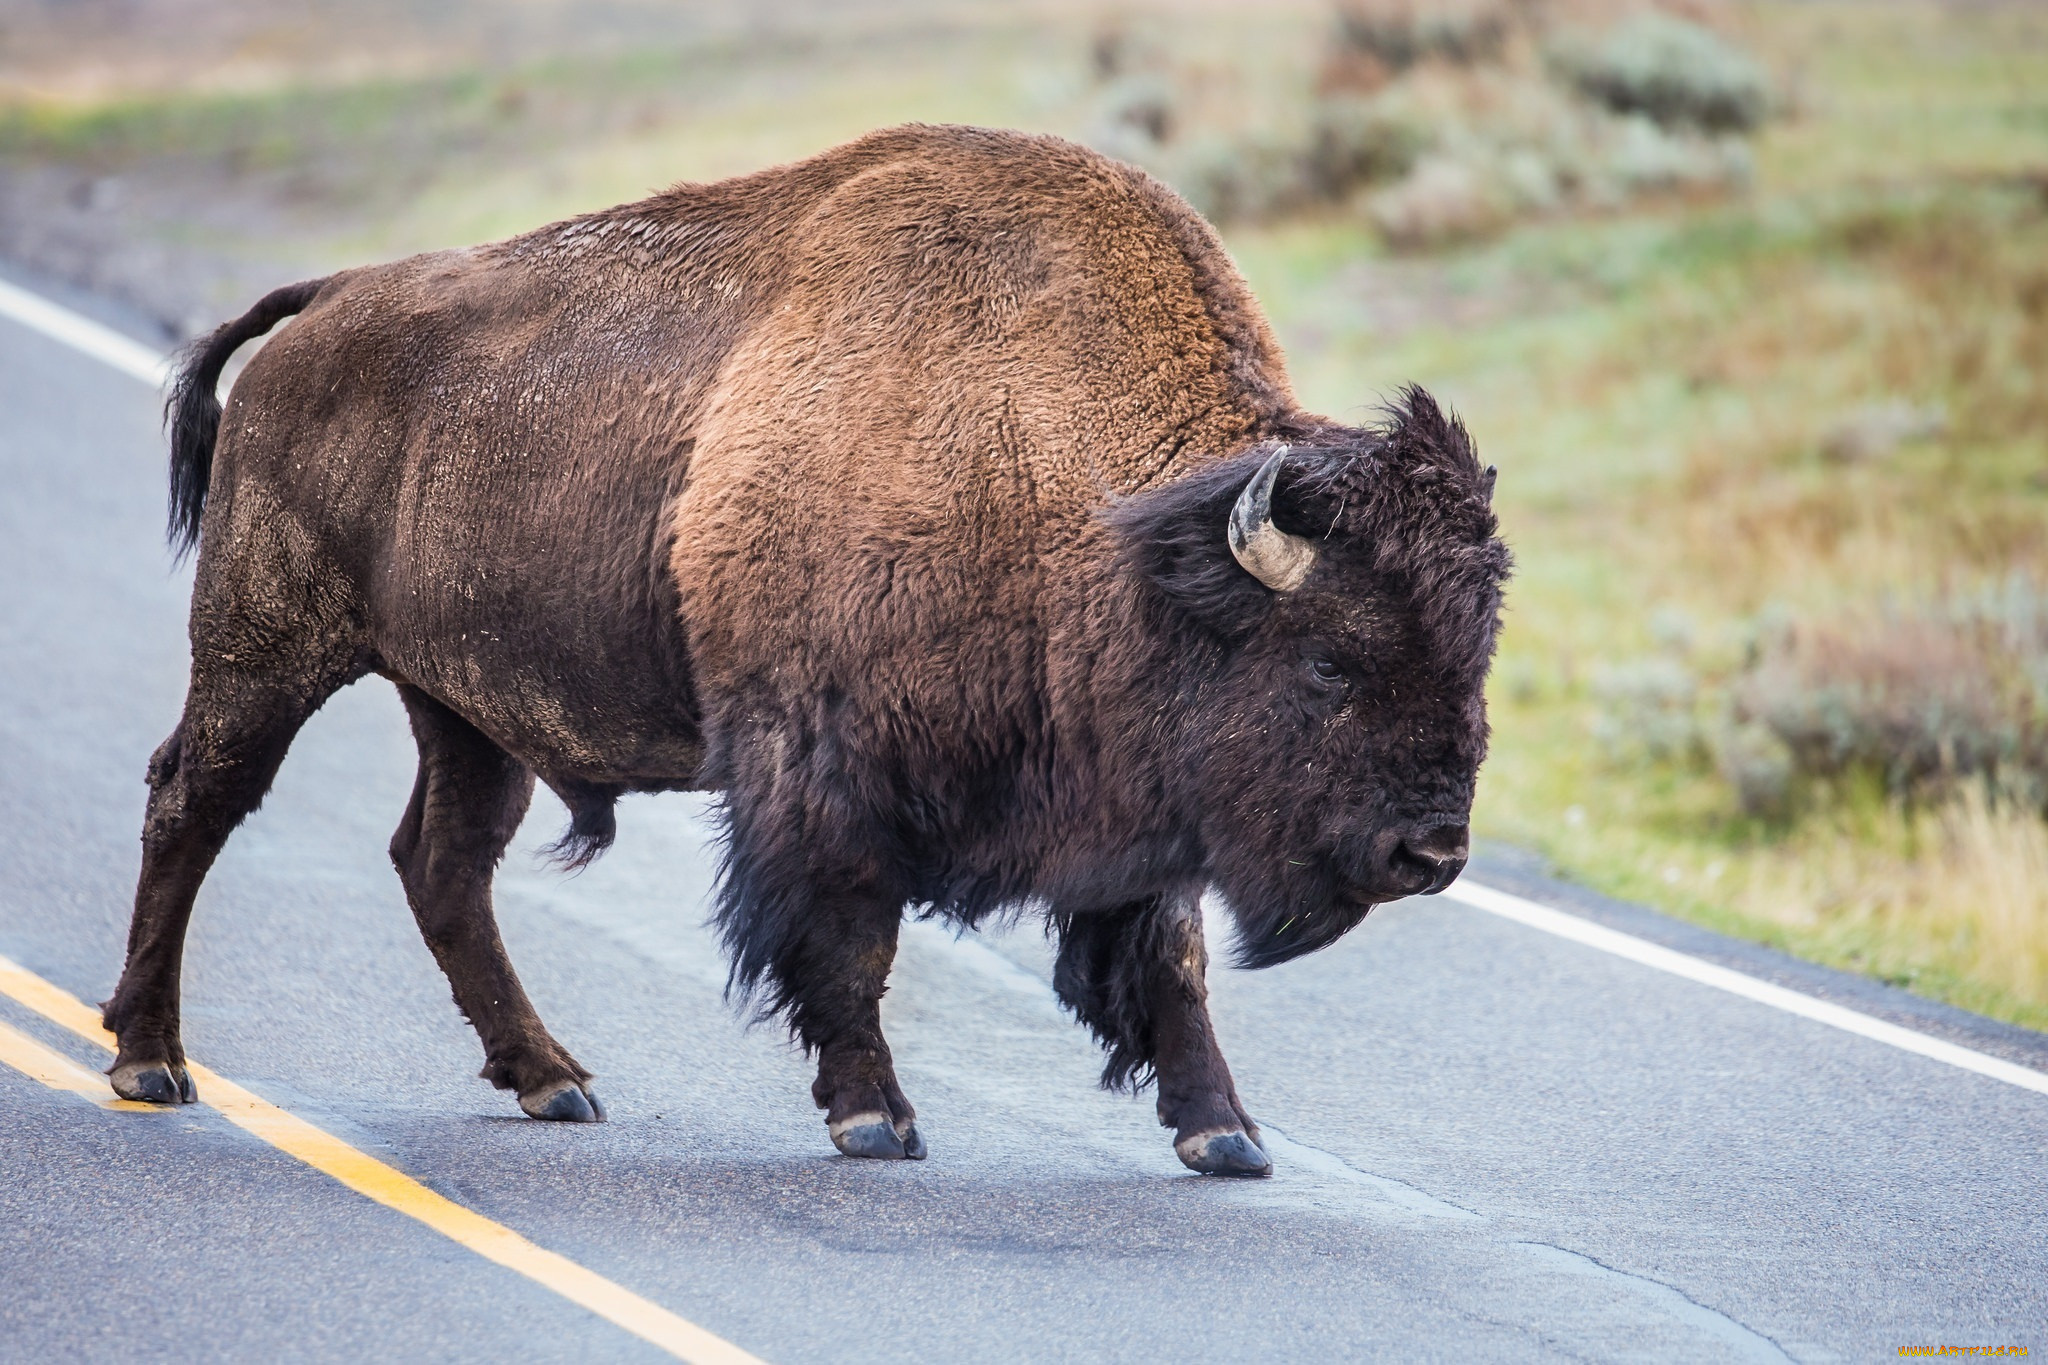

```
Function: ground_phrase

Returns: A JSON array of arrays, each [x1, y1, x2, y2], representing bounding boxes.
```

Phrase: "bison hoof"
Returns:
[[829, 1111, 923, 1160], [1175, 1129, 1272, 1178], [110, 1061, 195, 1106], [520, 1081, 604, 1123]]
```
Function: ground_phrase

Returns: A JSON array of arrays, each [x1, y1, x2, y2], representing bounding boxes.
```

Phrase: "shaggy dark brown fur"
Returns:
[[104, 124, 1509, 1175]]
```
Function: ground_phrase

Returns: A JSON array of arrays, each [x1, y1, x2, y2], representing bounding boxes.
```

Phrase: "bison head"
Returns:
[[1107, 387, 1510, 968]]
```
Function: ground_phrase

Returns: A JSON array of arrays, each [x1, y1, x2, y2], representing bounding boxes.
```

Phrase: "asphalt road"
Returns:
[[1, 284, 2044, 1363]]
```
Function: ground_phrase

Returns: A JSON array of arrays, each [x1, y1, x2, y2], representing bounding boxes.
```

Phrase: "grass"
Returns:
[[3, 0, 2045, 1027]]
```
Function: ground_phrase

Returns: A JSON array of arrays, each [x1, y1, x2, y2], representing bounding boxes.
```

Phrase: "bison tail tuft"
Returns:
[[165, 277, 328, 559]]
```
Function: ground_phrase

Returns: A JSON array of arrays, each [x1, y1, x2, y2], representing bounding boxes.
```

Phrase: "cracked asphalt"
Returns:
[[1, 283, 2043, 1362]]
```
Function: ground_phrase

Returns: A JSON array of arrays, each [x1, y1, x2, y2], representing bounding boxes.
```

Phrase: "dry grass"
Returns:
[[1726, 788, 2048, 1022]]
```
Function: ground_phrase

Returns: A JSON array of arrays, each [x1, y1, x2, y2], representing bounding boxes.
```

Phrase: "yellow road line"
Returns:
[[0, 1015, 157, 1110], [0, 952, 765, 1365]]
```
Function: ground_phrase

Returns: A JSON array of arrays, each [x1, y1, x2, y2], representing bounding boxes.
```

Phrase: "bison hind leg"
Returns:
[[105, 655, 362, 1107]]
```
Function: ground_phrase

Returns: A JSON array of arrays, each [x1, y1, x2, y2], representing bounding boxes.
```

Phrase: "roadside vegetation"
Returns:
[[3, 0, 2044, 1026]]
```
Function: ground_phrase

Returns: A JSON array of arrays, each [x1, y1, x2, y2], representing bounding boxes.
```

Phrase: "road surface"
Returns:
[[1, 275, 2043, 1362]]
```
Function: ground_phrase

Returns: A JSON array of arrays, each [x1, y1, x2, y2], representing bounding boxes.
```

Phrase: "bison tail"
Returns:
[[165, 277, 329, 559]]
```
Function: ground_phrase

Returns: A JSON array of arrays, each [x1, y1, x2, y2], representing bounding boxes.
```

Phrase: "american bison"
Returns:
[[105, 124, 1508, 1176]]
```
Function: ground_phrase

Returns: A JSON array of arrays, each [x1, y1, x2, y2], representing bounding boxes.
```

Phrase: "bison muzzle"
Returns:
[[103, 124, 1510, 1177]]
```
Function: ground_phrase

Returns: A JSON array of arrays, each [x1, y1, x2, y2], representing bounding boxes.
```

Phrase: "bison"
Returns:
[[105, 124, 1509, 1177]]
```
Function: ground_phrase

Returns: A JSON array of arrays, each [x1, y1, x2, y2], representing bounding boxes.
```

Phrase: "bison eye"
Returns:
[[1307, 656, 1345, 688]]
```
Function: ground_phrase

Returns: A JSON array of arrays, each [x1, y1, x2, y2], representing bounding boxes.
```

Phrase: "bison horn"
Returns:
[[1227, 446, 1317, 592], [1483, 464, 1498, 501]]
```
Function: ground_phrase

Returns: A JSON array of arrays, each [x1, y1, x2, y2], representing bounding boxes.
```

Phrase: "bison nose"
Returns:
[[1387, 821, 1469, 897]]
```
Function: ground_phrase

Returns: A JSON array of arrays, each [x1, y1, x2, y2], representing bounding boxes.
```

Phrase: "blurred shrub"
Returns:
[[1589, 582, 2048, 823], [1367, 151, 1514, 246], [1818, 399, 1947, 464], [1734, 583, 2048, 813], [1329, 0, 1511, 78], [1108, 73, 1177, 145], [1548, 13, 1770, 134], [1166, 131, 1319, 224], [1593, 655, 1704, 765], [1714, 720, 1797, 820], [1085, 71, 1181, 165], [1304, 94, 1428, 198], [1594, 113, 1753, 197], [1089, 3, 1770, 244]]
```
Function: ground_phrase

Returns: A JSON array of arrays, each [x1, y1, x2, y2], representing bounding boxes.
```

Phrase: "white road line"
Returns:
[[1447, 880, 2048, 1097], [0, 275, 172, 387], [6, 273, 2042, 1102]]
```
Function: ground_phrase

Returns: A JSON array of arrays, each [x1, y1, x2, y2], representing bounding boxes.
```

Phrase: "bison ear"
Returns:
[[1103, 448, 1302, 636]]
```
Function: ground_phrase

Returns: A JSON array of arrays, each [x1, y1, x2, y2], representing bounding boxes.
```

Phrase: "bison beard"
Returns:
[[102, 124, 1507, 1178]]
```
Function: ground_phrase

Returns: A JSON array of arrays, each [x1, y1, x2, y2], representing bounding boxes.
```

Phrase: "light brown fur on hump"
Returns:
[[663, 124, 1299, 693]]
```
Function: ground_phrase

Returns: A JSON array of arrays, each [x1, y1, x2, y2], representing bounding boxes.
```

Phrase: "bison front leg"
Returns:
[[1053, 894, 1271, 1177], [794, 895, 925, 1162], [713, 725, 925, 1160], [720, 864, 924, 1160]]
